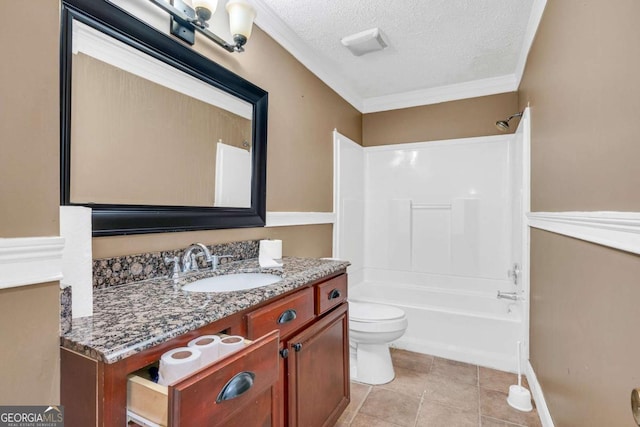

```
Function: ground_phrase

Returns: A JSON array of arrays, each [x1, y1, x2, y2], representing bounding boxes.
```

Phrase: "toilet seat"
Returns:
[[350, 301, 405, 322], [349, 301, 408, 333]]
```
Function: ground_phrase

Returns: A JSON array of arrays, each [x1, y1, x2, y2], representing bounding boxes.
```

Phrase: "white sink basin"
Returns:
[[181, 273, 281, 293]]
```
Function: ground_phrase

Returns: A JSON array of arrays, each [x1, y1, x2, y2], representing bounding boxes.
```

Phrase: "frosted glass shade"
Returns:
[[226, 0, 256, 39], [193, 0, 218, 15]]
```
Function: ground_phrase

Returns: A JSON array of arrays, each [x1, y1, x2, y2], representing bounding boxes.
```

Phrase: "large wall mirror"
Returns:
[[61, 0, 268, 236]]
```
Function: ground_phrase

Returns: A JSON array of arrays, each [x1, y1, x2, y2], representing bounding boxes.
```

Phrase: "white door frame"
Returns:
[[517, 107, 532, 362]]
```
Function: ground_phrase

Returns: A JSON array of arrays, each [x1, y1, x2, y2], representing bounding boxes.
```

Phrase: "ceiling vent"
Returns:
[[341, 28, 388, 57]]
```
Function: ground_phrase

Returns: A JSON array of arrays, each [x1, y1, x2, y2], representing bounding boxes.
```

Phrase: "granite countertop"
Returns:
[[61, 257, 349, 364]]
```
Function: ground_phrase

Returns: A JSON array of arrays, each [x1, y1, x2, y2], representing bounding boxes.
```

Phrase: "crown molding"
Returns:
[[362, 74, 518, 113], [252, 0, 363, 111], [514, 0, 548, 88], [0, 237, 65, 290], [527, 211, 640, 255], [253, 0, 544, 113]]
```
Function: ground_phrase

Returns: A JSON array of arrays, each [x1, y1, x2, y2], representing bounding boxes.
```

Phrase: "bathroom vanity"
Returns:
[[60, 258, 350, 426]]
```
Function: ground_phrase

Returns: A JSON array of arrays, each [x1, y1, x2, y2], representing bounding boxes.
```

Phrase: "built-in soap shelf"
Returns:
[[126, 334, 252, 427]]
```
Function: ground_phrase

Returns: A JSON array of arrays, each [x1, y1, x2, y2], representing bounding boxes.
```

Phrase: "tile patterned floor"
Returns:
[[336, 349, 541, 427]]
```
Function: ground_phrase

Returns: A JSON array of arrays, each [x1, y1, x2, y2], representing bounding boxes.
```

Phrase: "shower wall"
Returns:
[[335, 132, 524, 368], [364, 135, 516, 289]]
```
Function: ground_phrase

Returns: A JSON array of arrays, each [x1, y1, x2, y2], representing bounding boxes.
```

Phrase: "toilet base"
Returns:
[[350, 342, 395, 385]]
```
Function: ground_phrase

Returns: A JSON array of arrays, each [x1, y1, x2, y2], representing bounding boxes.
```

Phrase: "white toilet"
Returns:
[[349, 301, 408, 385]]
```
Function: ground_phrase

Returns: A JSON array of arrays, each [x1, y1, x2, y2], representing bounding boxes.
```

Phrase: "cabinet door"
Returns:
[[286, 303, 349, 427]]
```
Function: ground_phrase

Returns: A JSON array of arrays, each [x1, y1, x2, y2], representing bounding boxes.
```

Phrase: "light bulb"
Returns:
[[193, 0, 218, 22]]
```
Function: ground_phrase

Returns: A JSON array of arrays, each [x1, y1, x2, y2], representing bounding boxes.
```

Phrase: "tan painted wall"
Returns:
[[519, 1, 640, 425], [0, 3, 60, 237], [362, 92, 519, 146], [1, 0, 358, 406], [71, 53, 252, 206], [90, 23, 361, 256], [0, 1, 60, 405], [519, 2, 640, 212], [93, 224, 333, 259], [0, 283, 61, 404], [530, 230, 640, 426], [191, 26, 362, 212]]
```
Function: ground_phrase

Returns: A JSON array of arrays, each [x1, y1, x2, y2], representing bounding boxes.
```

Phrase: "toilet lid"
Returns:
[[349, 301, 405, 322]]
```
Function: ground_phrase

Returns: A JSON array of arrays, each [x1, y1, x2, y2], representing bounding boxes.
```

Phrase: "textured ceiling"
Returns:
[[255, 0, 535, 102]]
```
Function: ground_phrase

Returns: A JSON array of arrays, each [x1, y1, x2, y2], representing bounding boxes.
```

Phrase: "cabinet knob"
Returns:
[[328, 289, 341, 300], [292, 343, 302, 352], [280, 348, 289, 359], [277, 309, 297, 324], [216, 371, 256, 403]]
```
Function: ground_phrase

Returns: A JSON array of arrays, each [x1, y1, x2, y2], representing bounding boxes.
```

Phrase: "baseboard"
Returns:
[[525, 361, 554, 427]]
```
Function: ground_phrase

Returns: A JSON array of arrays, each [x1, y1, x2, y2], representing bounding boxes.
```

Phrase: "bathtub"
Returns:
[[349, 270, 522, 372]]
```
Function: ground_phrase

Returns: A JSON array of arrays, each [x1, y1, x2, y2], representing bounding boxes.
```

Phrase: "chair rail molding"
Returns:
[[265, 212, 335, 227], [0, 236, 65, 289], [527, 211, 640, 255]]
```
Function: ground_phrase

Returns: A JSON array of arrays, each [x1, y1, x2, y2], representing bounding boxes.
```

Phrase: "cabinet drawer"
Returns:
[[315, 274, 348, 315], [246, 287, 315, 340], [127, 330, 279, 426]]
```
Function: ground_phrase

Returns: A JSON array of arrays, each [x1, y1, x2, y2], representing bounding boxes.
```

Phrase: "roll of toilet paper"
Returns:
[[259, 239, 282, 260], [259, 239, 283, 268], [158, 347, 202, 386], [188, 335, 221, 367], [60, 206, 93, 318], [218, 335, 246, 358]]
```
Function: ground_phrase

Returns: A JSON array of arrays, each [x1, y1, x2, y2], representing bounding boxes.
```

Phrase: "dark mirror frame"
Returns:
[[60, 0, 268, 236]]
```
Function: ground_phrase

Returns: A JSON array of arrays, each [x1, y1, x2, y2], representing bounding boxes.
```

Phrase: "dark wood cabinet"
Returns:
[[285, 303, 350, 427], [245, 274, 350, 427], [61, 272, 349, 426]]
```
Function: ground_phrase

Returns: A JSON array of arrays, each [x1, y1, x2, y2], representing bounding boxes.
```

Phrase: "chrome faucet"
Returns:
[[209, 253, 234, 270], [164, 255, 181, 279], [164, 243, 234, 278], [164, 243, 233, 279], [497, 291, 519, 301], [181, 243, 214, 272]]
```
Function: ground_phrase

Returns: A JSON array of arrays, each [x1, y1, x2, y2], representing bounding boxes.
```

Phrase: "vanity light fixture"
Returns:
[[149, 0, 256, 52]]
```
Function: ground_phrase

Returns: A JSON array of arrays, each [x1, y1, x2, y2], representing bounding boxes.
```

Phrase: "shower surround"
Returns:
[[334, 132, 524, 371]]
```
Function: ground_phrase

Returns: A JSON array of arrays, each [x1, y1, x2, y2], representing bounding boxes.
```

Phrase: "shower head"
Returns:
[[495, 120, 510, 132], [495, 112, 523, 132]]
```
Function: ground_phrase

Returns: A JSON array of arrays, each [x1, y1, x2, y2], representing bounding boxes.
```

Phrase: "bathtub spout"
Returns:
[[497, 291, 519, 301]]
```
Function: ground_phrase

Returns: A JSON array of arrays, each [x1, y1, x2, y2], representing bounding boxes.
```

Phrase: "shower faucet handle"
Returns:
[[497, 291, 519, 301], [507, 263, 521, 285]]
